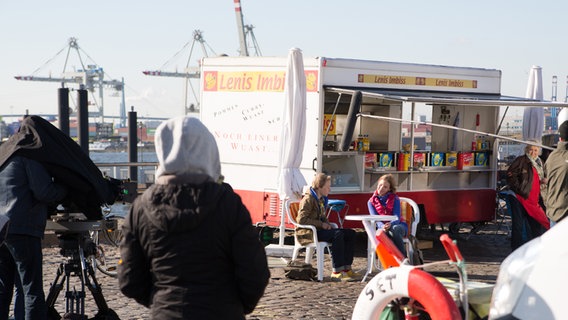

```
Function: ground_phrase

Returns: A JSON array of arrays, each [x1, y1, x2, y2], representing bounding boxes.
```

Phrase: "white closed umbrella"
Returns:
[[522, 66, 545, 142], [558, 108, 568, 129], [276, 48, 308, 246]]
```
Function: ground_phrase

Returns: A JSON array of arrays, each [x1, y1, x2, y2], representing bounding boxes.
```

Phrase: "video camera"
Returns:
[[51, 177, 139, 221], [113, 178, 138, 204]]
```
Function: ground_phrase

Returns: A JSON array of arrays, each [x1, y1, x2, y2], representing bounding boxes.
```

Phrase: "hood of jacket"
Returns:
[[154, 116, 221, 182]]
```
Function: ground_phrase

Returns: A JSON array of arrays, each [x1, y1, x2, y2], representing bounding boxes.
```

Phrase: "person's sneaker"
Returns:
[[345, 269, 361, 279], [330, 272, 343, 281], [330, 271, 354, 282]]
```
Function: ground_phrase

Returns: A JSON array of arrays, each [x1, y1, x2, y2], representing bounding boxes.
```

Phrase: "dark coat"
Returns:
[[0, 115, 120, 219], [544, 141, 568, 222], [118, 174, 270, 320], [507, 155, 533, 199], [0, 156, 67, 238], [296, 191, 328, 245]]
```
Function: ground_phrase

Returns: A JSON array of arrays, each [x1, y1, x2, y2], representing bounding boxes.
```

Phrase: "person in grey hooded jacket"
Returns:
[[118, 116, 270, 319]]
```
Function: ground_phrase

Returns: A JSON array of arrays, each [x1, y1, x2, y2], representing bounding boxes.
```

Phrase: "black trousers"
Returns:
[[316, 228, 356, 270], [506, 194, 546, 251]]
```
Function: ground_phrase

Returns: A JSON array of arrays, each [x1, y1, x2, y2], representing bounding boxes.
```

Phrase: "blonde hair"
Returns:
[[312, 173, 331, 190], [377, 174, 397, 193]]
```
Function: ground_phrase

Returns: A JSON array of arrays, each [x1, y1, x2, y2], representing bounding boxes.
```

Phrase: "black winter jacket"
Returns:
[[118, 174, 270, 319]]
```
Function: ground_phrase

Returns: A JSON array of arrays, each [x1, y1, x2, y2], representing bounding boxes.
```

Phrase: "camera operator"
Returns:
[[0, 155, 67, 320]]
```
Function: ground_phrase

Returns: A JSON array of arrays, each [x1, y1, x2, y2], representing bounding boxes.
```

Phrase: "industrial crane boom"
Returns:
[[14, 38, 125, 125], [15, 71, 123, 91], [142, 67, 200, 79], [142, 2, 262, 114], [142, 30, 213, 114], [234, 0, 249, 56], [14, 75, 80, 83]]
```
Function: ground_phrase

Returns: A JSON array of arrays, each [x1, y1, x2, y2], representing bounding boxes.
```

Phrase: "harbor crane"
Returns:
[[142, 30, 215, 114], [14, 37, 126, 125], [143, 0, 261, 115], [234, 0, 262, 56]]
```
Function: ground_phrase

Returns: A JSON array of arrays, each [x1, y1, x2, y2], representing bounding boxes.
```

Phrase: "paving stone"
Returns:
[[6, 222, 511, 319]]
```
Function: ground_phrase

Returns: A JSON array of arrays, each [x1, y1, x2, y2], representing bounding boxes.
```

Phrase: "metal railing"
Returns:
[[96, 162, 158, 185]]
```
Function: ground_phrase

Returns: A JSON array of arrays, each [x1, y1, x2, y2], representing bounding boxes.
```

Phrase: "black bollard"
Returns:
[[128, 107, 138, 181], [58, 87, 70, 136], [77, 88, 89, 155]]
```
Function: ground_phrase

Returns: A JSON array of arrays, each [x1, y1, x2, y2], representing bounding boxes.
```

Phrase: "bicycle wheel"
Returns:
[[96, 216, 124, 278], [102, 216, 124, 247], [95, 243, 120, 278]]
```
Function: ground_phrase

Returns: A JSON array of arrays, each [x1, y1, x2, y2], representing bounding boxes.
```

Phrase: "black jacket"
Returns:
[[507, 155, 533, 199], [118, 174, 270, 319], [0, 156, 67, 238], [0, 115, 120, 219]]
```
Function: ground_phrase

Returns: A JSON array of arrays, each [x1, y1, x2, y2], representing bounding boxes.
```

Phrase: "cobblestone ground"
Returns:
[[9, 218, 512, 319]]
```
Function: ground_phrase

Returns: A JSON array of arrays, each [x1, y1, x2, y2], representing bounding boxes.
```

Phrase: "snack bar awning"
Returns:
[[325, 87, 568, 108]]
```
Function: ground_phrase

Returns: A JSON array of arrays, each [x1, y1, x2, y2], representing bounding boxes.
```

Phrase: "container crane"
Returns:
[[14, 37, 125, 125], [144, 2, 261, 115], [142, 30, 215, 114], [234, 0, 262, 56]]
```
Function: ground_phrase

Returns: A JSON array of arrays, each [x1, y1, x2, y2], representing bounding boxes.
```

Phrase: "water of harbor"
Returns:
[[89, 151, 158, 185], [89, 151, 158, 164]]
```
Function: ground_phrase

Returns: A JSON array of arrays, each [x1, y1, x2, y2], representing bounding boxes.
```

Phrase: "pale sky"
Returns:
[[1, 1, 566, 121]]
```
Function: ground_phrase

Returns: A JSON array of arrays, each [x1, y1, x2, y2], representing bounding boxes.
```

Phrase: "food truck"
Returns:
[[199, 56, 564, 228]]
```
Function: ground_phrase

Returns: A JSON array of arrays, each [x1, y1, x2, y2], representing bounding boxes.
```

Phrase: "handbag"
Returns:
[[284, 260, 317, 281]]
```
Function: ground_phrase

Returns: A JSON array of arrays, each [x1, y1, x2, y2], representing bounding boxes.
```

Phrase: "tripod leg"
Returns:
[[63, 261, 83, 315], [46, 263, 66, 307], [78, 245, 117, 317], [50, 232, 119, 319], [46, 263, 67, 320], [83, 257, 120, 319], [83, 260, 110, 312]]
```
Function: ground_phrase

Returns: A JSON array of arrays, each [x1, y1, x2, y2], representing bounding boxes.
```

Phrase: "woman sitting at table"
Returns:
[[296, 173, 358, 282], [367, 174, 407, 257]]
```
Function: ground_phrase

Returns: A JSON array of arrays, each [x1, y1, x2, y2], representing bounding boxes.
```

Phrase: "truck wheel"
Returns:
[[449, 223, 461, 234], [257, 226, 274, 246]]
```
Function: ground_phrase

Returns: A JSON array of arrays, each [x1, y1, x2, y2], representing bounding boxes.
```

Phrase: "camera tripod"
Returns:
[[45, 215, 119, 320]]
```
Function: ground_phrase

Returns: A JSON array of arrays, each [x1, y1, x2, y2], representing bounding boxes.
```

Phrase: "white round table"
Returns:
[[345, 214, 397, 281]]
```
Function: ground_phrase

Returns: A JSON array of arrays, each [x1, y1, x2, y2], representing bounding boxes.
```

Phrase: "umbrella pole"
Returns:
[[278, 198, 287, 246]]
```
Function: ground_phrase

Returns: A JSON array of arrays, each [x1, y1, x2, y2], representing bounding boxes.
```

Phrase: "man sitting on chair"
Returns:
[[296, 173, 358, 282]]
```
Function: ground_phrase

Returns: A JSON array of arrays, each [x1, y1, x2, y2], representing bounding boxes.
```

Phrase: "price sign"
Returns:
[[323, 114, 336, 135]]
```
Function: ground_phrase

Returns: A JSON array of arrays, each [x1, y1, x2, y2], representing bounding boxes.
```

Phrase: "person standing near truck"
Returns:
[[544, 120, 568, 226], [507, 141, 549, 249]]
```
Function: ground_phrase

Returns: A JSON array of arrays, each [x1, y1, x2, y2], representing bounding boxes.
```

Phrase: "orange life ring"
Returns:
[[352, 265, 461, 320]]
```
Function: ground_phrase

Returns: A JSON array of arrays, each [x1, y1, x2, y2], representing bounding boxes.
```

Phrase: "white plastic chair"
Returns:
[[285, 200, 337, 281], [398, 197, 420, 263], [368, 196, 421, 265]]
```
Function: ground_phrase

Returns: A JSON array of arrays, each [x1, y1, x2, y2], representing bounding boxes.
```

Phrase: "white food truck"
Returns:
[[199, 56, 565, 229]]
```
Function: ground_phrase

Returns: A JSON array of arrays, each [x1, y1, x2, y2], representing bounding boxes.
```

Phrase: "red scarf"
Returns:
[[371, 191, 396, 215]]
